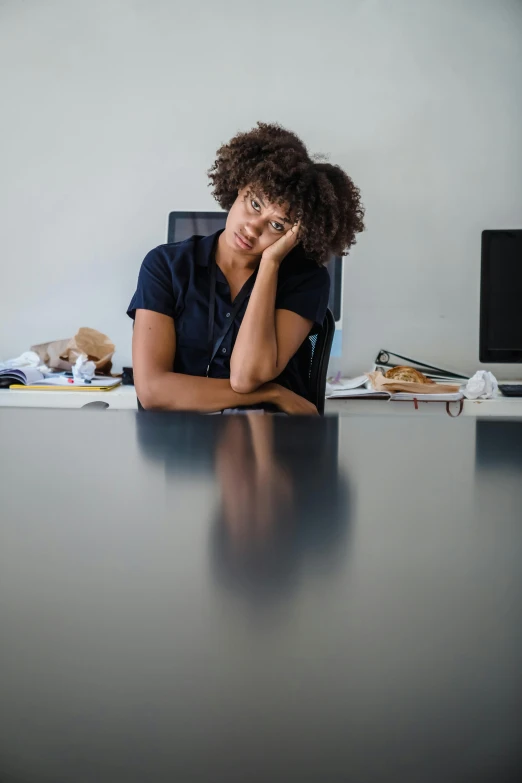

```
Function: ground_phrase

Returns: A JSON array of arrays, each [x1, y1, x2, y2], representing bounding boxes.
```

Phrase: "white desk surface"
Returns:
[[326, 395, 522, 417], [0, 384, 138, 409], [1, 385, 521, 416]]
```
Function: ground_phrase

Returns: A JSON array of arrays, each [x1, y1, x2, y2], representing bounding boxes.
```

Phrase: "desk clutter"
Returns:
[[0, 327, 121, 391], [326, 373, 464, 403], [326, 349, 502, 402]]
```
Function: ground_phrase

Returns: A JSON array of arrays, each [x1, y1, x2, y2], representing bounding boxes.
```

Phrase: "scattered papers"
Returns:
[[326, 375, 368, 397]]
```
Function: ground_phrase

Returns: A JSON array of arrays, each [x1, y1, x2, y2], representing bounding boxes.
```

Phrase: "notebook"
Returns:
[[326, 387, 464, 402], [0, 367, 44, 387], [326, 375, 463, 402], [1, 369, 121, 390]]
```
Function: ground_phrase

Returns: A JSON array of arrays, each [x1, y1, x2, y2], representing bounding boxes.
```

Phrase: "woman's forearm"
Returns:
[[230, 257, 280, 392], [137, 370, 278, 412]]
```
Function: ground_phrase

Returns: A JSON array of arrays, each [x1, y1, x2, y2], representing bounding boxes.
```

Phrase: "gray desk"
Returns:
[[1, 409, 521, 782]]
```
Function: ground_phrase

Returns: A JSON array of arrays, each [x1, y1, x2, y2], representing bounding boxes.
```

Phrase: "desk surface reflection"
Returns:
[[0, 409, 521, 782]]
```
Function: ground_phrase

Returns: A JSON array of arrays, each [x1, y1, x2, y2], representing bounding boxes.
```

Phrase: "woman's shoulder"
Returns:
[[140, 235, 211, 282], [143, 231, 219, 271], [279, 245, 330, 286]]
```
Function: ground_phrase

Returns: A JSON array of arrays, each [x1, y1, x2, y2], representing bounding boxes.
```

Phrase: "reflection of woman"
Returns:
[[128, 122, 364, 414], [215, 415, 295, 552], [134, 412, 349, 600], [211, 414, 350, 602]]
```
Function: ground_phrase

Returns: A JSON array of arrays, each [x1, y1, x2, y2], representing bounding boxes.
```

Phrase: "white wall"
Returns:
[[1, 0, 521, 376]]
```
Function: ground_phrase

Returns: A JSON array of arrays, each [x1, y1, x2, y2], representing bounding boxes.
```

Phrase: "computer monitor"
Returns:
[[167, 211, 343, 322], [479, 229, 522, 363]]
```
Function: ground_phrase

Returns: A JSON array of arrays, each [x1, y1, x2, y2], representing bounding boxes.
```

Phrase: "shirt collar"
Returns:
[[195, 229, 224, 267]]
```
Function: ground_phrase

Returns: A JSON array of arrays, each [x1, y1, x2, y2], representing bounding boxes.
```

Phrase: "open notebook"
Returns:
[[326, 375, 464, 402], [0, 368, 121, 390], [327, 388, 464, 402], [0, 367, 44, 387]]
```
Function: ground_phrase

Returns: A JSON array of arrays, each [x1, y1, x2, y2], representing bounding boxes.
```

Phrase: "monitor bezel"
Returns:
[[479, 229, 522, 364]]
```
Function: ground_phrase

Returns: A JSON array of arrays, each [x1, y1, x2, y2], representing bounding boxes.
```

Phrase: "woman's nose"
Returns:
[[245, 216, 264, 238]]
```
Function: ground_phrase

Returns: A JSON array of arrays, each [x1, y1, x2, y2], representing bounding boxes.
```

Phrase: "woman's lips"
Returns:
[[234, 232, 252, 250]]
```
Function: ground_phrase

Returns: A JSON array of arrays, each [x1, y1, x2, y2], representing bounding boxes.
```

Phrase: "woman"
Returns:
[[128, 122, 364, 413]]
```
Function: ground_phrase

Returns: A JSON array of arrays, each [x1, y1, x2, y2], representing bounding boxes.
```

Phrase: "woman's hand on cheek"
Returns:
[[261, 222, 300, 267]]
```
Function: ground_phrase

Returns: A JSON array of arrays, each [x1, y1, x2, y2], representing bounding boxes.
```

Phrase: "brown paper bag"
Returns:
[[63, 328, 115, 373], [31, 328, 115, 374], [367, 371, 460, 395], [31, 338, 72, 371]]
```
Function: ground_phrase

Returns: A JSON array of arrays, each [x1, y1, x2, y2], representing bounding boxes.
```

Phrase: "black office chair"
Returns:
[[135, 308, 335, 414], [299, 308, 336, 415]]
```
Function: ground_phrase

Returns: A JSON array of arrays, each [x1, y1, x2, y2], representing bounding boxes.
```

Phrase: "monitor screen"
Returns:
[[480, 230, 522, 363], [167, 211, 342, 322], [168, 212, 228, 243]]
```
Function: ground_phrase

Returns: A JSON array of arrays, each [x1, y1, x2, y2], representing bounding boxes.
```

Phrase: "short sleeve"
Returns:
[[127, 247, 177, 321], [276, 265, 331, 327]]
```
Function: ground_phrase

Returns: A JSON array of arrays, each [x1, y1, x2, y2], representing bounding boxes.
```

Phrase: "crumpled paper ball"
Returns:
[[463, 370, 498, 400], [72, 354, 96, 381]]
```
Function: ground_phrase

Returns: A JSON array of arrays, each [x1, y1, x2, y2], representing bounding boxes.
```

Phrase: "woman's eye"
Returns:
[[271, 222, 284, 232], [251, 199, 261, 212]]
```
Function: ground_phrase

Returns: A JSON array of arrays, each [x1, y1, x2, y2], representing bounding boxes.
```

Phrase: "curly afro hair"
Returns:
[[208, 122, 365, 265]]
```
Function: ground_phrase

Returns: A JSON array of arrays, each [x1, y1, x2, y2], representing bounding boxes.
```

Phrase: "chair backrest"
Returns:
[[300, 308, 336, 415]]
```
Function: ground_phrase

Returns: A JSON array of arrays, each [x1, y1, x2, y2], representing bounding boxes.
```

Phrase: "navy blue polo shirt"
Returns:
[[127, 230, 330, 400]]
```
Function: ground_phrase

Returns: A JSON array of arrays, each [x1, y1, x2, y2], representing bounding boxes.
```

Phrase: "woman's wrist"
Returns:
[[260, 382, 282, 405], [259, 254, 282, 272]]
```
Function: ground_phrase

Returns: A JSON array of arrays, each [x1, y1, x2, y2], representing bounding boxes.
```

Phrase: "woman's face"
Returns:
[[223, 186, 293, 258]]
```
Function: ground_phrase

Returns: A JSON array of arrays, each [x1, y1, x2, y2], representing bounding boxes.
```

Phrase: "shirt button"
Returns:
[[225, 312, 231, 318], [222, 347, 227, 354]]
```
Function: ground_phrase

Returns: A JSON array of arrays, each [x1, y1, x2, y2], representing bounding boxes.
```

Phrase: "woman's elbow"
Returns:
[[136, 386, 159, 410], [135, 377, 168, 410], [230, 372, 264, 394], [138, 395, 162, 411]]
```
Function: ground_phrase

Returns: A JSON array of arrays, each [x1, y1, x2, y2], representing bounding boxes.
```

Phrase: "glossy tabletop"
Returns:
[[1, 409, 521, 782]]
